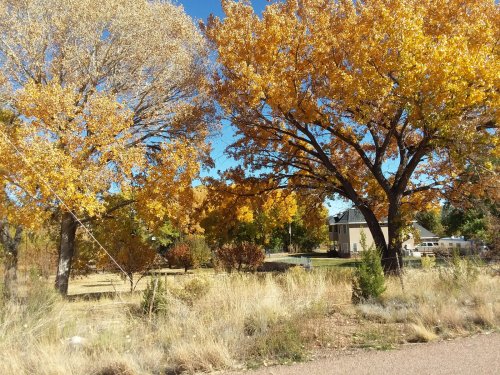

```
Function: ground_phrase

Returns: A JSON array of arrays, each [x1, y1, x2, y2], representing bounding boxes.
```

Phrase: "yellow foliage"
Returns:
[[0, 0, 213, 232], [0, 82, 140, 219], [206, 0, 498, 246], [236, 205, 254, 223]]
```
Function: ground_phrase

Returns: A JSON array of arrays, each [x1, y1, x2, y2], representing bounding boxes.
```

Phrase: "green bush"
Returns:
[[352, 232, 386, 303], [141, 278, 167, 315]]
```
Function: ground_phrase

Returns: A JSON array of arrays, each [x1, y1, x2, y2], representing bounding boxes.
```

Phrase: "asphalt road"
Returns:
[[222, 333, 500, 375]]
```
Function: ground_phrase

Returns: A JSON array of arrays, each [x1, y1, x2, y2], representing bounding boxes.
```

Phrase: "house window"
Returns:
[[334, 226, 338, 233], [352, 243, 358, 252], [329, 225, 333, 232], [448, 243, 453, 247], [456, 243, 461, 248], [343, 225, 347, 234], [341, 243, 349, 253]]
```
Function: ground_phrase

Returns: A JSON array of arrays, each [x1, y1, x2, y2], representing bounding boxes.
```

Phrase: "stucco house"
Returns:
[[328, 208, 438, 257]]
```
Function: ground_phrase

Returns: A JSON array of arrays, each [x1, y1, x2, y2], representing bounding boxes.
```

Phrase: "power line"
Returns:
[[0, 128, 133, 284]]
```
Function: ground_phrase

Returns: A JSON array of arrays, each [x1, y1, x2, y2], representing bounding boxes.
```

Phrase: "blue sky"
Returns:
[[178, 1, 352, 216], [179, 1, 274, 180], [178, 0, 270, 21], [179, 1, 272, 177]]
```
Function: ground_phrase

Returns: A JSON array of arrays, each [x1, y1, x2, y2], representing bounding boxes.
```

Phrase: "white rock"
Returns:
[[67, 335, 87, 348]]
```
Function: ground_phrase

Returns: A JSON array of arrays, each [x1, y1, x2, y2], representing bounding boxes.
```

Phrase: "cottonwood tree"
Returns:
[[0, 76, 51, 298], [270, 202, 329, 252], [202, 186, 298, 247], [0, 0, 213, 295], [75, 202, 159, 292], [205, 0, 499, 274]]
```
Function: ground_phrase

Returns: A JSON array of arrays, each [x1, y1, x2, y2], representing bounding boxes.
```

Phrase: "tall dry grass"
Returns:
[[1, 262, 498, 374], [358, 260, 500, 342], [0, 267, 352, 374]]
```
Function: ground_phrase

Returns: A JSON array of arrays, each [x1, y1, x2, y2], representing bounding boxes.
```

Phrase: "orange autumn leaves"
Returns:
[[206, 0, 498, 219]]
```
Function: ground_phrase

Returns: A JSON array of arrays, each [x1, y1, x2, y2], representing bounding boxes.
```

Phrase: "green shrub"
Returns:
[[141, 278, 167, 315], [352, 232, 386, 303]]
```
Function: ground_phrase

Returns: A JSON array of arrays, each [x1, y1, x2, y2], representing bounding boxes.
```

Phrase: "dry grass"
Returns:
[[360, 261, 500, 341], [409, 321, 439, 342], [1, 263, 498, 375], [0, 268, 351, 374]]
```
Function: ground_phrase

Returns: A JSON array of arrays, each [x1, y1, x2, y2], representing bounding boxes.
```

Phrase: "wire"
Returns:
[[0, 128, 133, 284]]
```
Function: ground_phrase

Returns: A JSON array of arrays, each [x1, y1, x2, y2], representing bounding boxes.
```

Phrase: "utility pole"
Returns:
[[288, 222, 292, 253]]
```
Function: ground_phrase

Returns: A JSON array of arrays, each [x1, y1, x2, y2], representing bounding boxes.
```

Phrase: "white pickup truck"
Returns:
[[415, 242, 439, 255]]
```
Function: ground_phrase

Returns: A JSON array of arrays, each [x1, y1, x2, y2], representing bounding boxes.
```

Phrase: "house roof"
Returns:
[[413, 222, 438, 240], [329, 208, 387, 224]]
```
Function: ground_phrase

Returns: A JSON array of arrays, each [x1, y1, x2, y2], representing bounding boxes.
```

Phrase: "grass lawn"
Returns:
[[268, 251, 421, 268]]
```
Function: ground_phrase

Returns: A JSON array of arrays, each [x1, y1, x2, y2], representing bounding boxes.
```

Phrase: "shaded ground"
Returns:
[[221, 333, 500, 375], [66, 267, 202, 296]]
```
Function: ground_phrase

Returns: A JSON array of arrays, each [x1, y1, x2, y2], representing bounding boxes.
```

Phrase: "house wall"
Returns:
[[329, 224, 339, 242], [347, 225, 389, 253], [335, 223, 350, 254], [328, 216, 435, 254]]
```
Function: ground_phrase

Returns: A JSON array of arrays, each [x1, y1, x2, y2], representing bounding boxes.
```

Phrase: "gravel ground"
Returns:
[[221, 333, 500, 375]]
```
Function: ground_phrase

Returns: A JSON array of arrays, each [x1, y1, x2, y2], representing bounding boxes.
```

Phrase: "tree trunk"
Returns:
[[129, 272, 134, 292], [357, 204, 402, 276], [55, 212, 78, 296], [1, 222, 23, 299], [385, 200, 404, 276]]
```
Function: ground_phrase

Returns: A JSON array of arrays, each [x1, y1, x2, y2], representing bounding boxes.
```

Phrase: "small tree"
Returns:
[[165, 236, 211, 272], [215, 242, 265, 273], [352, 232, 386, 303], [74, 202, 159, 291], [165, 243, 192, 272], [185, 236, 212, 269]]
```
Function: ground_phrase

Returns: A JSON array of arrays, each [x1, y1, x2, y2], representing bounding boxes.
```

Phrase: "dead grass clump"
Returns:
[[169, 276, 211, 306], [247, 320, 305, 365], [93, 362, 136, 375], [167, 339, 233, 373], [357, 303, 390, 322], [472, 302, 498, 328], [323, 267, 355, 285], [357, 303, 397, 323], [409, 321, 439, 343]]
